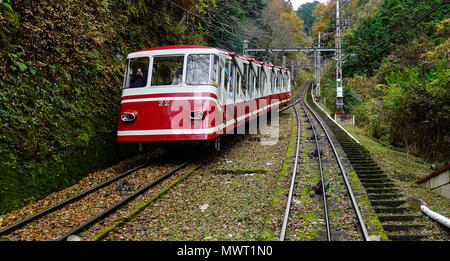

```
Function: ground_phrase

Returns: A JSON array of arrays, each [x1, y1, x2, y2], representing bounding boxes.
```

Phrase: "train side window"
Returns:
[[275, 71, 279, 92], [186, 54, 211, 85], [272, 72, 275, 92], [280, 72, 283, 91], [278, 72, 282, 92], [248, 69, 254, 98], [229, 63, 235, 100], [233, 64, 237, 100], [242, 63, 248, 98], [237, 70, 242, 99], [150, 55, 184, 86], [211, 55, 219, 87], [251, 68, 256, 97], [261, 73, 266, 96], [218, 59, 223, 88], [256, 67, 261, 96], [271, 71, 275, 93], [225, 60, 230, 98], [125, 57, 150, 88]]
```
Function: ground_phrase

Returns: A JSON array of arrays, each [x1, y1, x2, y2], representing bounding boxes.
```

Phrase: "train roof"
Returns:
[[129, 45, 289, 71]]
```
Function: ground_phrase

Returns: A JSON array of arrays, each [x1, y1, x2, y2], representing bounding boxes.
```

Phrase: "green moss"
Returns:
[[270, 114, 297, 207], [298, 212, 319, 226], [271, 187, 284, 205], [295, 228, 319, 240], [347, 170, 364, 190], [295, 212, 320, 240], [259, 229, 277, 241]]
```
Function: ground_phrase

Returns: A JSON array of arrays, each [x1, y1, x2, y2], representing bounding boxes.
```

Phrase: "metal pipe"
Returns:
[[420, 205, 450, 229]]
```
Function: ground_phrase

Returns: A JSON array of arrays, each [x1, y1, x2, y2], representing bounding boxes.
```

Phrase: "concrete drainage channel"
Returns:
[[306, 88, 429, 241]]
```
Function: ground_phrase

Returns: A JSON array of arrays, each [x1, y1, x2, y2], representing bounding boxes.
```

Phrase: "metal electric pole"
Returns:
[[333, 0, 351, 114], [315, 32, 322, 98], [335, 0, 344, 114]]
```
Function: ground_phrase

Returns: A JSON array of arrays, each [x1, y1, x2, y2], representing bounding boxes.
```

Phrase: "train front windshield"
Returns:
[[151, 56, 184, 86], [124, 53, 219, 88], [125, 57, 150, 88]]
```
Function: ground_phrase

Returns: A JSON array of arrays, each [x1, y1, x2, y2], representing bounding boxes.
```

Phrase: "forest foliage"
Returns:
[[296, 1, 320, 37], [0, 0, 213, 214], [311, 0, 449, 163], [205, 0, 306, 66]]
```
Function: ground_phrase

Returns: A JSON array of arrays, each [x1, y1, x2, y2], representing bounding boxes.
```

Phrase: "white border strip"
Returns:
[[121, 96, 219, 104], [310, 85, 360, 144]]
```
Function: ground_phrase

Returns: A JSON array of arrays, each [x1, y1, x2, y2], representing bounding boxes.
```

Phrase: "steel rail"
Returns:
[[303, 86, 370, 241], [0, 162, 151, 236], [300, 100, 331, 241], [57, 161, 190, 241], [279, 99, 302, 241]]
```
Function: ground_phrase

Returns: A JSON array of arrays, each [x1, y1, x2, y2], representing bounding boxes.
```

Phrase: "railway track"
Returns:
[[0, 133, 249, 241], [280, 80, 313, 113], [0, 157, 192, 241], [306, 84, 430, 241], [0, 162, 150, 237], [299, 101, 331, 240], [280, 82, 369, 241], [57, 161, 190, 241]]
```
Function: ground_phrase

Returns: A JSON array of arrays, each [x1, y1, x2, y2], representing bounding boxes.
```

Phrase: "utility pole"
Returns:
[[314, 45, 317, 96], [333, 0, 350, 114], [316, 32, 321, 98]]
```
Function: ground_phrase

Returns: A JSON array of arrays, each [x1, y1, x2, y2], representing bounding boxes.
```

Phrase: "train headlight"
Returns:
[[121, 112, 136, 122], [190, 111, 204, 121]]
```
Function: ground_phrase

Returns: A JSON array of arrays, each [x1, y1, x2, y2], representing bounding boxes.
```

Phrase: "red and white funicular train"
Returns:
[[117, 45, 291, 149]]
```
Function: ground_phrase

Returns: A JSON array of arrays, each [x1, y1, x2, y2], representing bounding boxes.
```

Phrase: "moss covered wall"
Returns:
[[0, 0, 208, 214]]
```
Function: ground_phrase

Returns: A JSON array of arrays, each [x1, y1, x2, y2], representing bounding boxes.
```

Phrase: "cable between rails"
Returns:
[[303, 86, 370, 241], [300, 100, 331, 241]]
